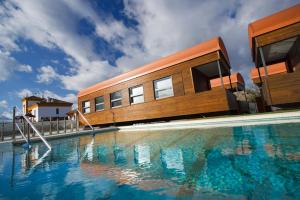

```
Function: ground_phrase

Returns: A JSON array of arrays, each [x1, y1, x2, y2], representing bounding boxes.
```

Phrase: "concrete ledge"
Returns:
[[119, 111, 300, 131]]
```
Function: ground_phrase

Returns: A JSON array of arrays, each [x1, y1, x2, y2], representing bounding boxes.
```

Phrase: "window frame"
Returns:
[[153, 76, 174, 100], [129, 85, 144, 105], [110, 91, 122, 108], [95, 96, 105, 112], [56, 108, 59, 115], [82, 100, 91, 114]]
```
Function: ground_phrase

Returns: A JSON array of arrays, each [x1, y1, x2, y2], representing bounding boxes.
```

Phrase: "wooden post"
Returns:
[[41, 120, 44, 136], [49, 117, 52, 135], [56, 118, 59, 135], [64, 117, 66, 134], [76, 113, 79, 132], [32, 121, 35, 137], [27, 122, 30, 143], [12, 107, 16, 140], [71, 117, 74, 133], [1, 122, 3, 141]]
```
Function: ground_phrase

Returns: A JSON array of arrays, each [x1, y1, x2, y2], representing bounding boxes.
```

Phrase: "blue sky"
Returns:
[[0, 0, 299, 120]]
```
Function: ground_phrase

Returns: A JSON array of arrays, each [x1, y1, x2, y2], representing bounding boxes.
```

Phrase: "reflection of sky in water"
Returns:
[[0, 123, 300, 199]]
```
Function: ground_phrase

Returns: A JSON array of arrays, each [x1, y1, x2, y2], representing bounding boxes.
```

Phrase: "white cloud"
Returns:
[[0, 50, 33, 81], [0, 100, 8, 108], [37, 65, 59, 84], [0, 0, 298, 90]]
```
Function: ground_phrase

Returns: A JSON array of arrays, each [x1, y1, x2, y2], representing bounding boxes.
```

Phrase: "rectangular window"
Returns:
[[82, 101, 90, 113], [129, 85, 144, 104], [95, 96, 104, 111], [153, 76, 174, 99], [110, 91, 122, 108], [56, 108, 59, 115]]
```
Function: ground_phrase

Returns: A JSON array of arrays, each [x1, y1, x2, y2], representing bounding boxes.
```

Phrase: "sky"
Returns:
[[0, 0, 299, 120]]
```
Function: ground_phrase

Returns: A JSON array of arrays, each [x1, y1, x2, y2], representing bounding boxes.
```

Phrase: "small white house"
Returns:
[[22, 96, 73, 122]]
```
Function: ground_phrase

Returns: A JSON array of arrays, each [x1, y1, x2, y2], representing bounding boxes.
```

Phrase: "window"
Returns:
[[153, 76, 174, 99], [82, 101, 90, 113], [95, 96, 104, 111], [56, 108, 59, 115], [129, 85, 144, 104], [110, 91, 122, 108]]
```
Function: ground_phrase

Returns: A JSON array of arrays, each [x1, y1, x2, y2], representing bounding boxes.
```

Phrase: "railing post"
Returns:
[[76, 113, 79, 132], [64, 117, 66, 134], [41, 120, 44, 136], [12, 107, 16, 141], [1, 122, 4, 141], [27, 123, 30, 143], [71, 118, 74, 133], [32, 121, 35, 137], [49, 117, 52, 135], [56, 118, 59, 135]]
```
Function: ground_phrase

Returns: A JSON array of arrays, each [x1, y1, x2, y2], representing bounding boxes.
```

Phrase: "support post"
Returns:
[[259, 46, 273, 107], [12, 107, 16, 140], [49, 117, 52, 135], [56, 118, 59, 135], [64, 117, 66, 134], [217, 60, 224, 88]]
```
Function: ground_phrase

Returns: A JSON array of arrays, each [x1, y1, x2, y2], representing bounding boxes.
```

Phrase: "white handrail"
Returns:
[[16, 106, 51, 150], [77, 109, 94, 131], [15, 123, 28, 143]]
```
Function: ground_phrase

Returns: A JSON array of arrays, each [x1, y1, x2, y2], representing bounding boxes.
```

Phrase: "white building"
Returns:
[[22, 96, 73, 122]]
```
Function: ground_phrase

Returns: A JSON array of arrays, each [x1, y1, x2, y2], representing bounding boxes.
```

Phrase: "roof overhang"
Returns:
[[78, 37, 230, 98]]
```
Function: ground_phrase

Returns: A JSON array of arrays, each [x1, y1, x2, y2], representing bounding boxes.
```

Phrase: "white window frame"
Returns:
[[82, 100, 91, 114], [153, 76, 174, 100], [129, 85, 144, 105], [110, 91, 122, 108], [95, 96, 104, 111]]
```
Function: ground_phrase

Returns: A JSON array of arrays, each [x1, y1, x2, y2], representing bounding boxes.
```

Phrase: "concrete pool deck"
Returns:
[[119, 110, 300, 131]]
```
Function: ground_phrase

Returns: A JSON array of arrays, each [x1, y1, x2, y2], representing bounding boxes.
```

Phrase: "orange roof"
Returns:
[[250, 62, 287, 80], [78, 37, 229, 97], [210, 73, 245, 88], [248, 3, 300, 49]]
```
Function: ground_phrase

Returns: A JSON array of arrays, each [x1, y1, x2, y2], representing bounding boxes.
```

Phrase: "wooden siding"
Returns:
[[261, 70, 300, 106], [256, 22, 300, 48], [78, 50, 237, 126]]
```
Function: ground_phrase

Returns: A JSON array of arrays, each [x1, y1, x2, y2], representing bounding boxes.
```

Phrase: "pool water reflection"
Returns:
[[0, 123, 300, 199]]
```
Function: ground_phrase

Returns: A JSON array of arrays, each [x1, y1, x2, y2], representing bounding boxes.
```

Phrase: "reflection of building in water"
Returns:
[[21, 145, 40, 171], [96, 146, 108, 163], [161, 148, 185, 176], [134, 145, 150, 167], [113, 145, 127, 165]]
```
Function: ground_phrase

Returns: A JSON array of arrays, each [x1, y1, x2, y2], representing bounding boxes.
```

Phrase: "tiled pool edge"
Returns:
[[119, 111, 300, 131]]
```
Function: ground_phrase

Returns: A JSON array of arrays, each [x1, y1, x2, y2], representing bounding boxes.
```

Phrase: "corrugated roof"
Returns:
[[248, 3, 300, 49], [78, 37, 229, 97]]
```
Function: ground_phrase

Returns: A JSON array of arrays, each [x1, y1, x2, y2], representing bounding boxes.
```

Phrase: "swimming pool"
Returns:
[[1, 123, 300, 199]]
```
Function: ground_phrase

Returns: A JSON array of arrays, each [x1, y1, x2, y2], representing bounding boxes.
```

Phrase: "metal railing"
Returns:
[[16, 107, 51, 150], [77, 109, 94, 131], [15, 123, 28, 144]]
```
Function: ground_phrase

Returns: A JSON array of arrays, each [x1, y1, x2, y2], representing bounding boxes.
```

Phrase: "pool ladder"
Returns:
[[15, 106, 52, 151]]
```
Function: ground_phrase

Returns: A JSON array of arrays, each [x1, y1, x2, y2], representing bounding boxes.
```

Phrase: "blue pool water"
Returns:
[[0, 123, 300, 199]]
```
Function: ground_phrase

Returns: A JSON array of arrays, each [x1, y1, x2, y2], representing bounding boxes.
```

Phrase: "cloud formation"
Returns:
[[0, 0, 299, 90]]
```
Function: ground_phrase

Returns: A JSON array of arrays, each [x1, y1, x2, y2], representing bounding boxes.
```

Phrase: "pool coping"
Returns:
[[119, 111, 300, 131]]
